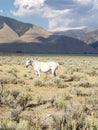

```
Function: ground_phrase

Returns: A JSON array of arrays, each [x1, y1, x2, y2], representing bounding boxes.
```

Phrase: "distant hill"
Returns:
[[0, 16, 51, 43], [0, 16, 33, 36], [0, 16, 97, 54], [54, 26, 98, 45], [91, 41, 98, 49]]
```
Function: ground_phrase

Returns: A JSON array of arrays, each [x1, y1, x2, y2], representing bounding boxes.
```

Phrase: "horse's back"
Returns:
[[47, 61, 59, 68], [34, 61, 59, 72]]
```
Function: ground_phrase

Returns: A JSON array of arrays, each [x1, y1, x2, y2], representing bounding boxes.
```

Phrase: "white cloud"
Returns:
[[92, 0, 98, 10], [0, 9, 3, 13], [11, 0, 98, 31], [12, 0, 70, 17], [49, 18, 74, 31], [42, 7, 71, 18], [12, 0, 45, 16], [73, 0, 92, 5], [14, 0, 45, 8], [12, 0, 72, 31], [42, 8, 73, 31]]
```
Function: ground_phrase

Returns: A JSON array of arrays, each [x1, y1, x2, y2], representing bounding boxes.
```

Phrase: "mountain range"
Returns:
[[54, 26, 98, 48], [0, 16, 98, 54]]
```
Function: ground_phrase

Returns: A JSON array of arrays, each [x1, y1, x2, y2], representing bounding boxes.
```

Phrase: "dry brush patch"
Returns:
[[1, 54, 98, 129]]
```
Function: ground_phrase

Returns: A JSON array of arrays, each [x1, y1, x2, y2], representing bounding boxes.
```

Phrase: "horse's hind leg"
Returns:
[[52, 70, 56, 77], [54, 71, 56, 76]]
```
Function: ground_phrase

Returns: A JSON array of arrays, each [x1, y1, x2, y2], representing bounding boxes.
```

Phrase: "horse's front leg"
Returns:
[[34, 71, 38, 76], [38, 70, 40, 77], [35, 70, 40, 77]]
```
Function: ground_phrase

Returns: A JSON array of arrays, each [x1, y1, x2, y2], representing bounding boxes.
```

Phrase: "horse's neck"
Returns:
[[31, 61, 34, 66]]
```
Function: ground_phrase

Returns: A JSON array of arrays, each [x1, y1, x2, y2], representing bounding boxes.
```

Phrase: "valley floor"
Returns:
[[0, 54, 98, 129]]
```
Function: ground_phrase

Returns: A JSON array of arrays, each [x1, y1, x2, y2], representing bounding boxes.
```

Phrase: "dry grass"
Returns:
[[1, 54, 98, 129]]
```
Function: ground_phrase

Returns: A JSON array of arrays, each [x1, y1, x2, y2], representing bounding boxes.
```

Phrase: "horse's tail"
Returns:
[[57, 63, 60, 69], [55, 63, 60, 76]]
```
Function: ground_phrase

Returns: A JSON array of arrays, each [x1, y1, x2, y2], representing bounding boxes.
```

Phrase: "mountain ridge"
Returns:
[[54, 26, 98, 45], [0, 16, 97, 54]]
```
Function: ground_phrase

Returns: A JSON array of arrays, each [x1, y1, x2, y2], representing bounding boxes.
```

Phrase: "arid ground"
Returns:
[[0, 54, 98, 130]]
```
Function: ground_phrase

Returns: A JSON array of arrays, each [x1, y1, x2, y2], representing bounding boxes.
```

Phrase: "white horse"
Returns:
[[25, 59, 59, 77]]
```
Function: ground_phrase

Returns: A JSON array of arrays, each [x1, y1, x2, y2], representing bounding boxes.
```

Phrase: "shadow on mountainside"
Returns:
[[0, 35, 97, 54]]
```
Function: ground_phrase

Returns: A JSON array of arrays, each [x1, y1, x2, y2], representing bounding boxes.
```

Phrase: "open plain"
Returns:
[[0, 54, 98, 130]]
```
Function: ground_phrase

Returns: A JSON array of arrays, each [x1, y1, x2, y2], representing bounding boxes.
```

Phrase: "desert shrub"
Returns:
[[11, 108, 22, 122], [0, 80, 19, 106], [1, 90, 10, 105], [0, 78, 9, 84], [0, 79, 9, 104], [86, 96, 98, 112], [1, 89, 20, 108], [19, 113, 35, 126], [10, 78, 25, 85], [38, 114, 55, 130], [58, 61, 64, 65], [59, 74, 67, 79], [0, 81, 5, 104], [29, 77, 33, 80], [17, 93, 32, 110], [9, 92, 32, 122], [46, 77, 67, 88], [37, 111, 66, 130], [36, 95, 46, 105], [0, 78, 25, 85], [86, 70, 98, 76], [24, 74, 28, 77], [64, 101, 89, 130], [60, 74, 79, 82], [11, 90, 20, 99], [8, 68, 18, 78], [75, 81, 93, 88], [53, 95, 65, 110], [64, 74, 81, 82], [45, 79, 55, 87], [0, 119, 17, 130], [33, 78, 45, 87], [0, 119, 32, 130], [72, 88, 91, 97], [3, 93, 16, 108], [51, 77, 62, 85], [0, 89, 22, 122], [2, 90, 22, 122], [17, 119, 31, 130], [53, 93, 71, 110], [0, 87, 32, 122], [10, 78, 19, 84]]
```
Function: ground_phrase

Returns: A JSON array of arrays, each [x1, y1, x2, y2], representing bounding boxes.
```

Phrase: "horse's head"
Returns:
[[25, 59, 32, 68]]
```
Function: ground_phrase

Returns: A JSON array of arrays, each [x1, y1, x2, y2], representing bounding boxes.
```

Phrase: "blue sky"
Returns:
[[0, 0, 98, 31]]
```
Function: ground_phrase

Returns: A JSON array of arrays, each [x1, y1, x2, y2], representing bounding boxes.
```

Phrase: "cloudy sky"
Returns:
[[0, 0, 98, 31]]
